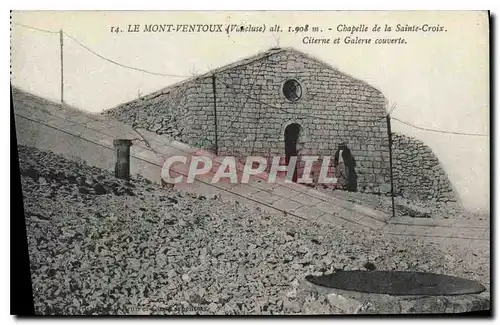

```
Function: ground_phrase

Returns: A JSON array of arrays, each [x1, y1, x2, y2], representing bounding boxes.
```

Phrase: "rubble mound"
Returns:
[[392, 133, 456, 203]]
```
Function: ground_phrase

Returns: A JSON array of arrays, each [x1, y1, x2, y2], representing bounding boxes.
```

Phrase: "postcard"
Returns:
[[10, 10, 490, 315]]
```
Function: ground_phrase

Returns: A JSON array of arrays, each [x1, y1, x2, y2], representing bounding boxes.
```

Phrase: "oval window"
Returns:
[[283, 79, 302, 102]]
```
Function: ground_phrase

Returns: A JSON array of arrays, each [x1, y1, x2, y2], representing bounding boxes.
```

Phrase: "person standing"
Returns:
[[334, 143, 358, 192]]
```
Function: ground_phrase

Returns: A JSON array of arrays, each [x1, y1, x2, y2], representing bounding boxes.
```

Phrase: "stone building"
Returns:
[[104, 47, 455, 200]]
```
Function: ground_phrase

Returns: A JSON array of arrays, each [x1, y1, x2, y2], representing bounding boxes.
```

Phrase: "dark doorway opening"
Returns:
[[284, 123, 301, 182]]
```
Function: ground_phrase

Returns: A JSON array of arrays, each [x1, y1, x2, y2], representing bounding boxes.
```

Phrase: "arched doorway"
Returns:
[[284, 123, 301, 182]]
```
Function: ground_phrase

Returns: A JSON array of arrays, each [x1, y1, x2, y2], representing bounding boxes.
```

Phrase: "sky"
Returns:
[[10, 11, 490, 212]]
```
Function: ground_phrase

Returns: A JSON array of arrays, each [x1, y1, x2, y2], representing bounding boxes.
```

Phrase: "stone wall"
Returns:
[[103, 82, 192, 142], [392, 133, 456, 202], [103, 48, 392, 194]]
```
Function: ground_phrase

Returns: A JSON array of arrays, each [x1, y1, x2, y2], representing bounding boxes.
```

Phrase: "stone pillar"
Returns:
[[113, 139, 133, 181]]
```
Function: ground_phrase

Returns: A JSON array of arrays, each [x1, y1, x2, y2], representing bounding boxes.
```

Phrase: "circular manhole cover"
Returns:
[[305, 271, 486, 296]]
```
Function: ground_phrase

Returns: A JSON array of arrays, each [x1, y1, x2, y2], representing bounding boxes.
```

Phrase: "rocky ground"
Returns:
[[18, 145, 489, 315], [311, 183, 488, 222]]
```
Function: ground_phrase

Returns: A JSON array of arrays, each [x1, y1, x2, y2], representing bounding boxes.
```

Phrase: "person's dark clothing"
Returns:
[[334, 146, 357, 192]]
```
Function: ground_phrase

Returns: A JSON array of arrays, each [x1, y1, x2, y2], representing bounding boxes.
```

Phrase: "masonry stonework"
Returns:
[[104, 48, 395, 194], [392, 133, 456, 202]]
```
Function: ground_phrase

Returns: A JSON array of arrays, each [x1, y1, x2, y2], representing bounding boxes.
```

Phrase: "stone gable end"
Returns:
[[104, 48, 395, 194]]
